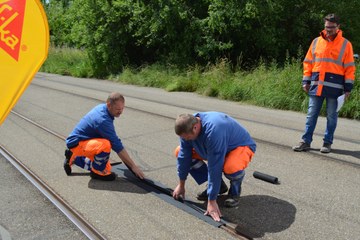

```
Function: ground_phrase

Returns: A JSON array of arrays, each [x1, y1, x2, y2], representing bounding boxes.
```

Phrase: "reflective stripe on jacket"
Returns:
[[302, 30, 356, 98]]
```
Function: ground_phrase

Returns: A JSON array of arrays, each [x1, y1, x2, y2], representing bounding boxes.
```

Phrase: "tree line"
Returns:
[[44, 0, 360, 77]]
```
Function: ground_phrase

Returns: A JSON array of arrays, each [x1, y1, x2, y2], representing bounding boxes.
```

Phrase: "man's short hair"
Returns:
[[175, 114, 197, 135], [324, 13, 340, 24], [107, 92, 125, 105]]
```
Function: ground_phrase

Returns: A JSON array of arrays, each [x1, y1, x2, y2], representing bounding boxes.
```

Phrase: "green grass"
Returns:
[[40, 47, 360, 120], [41, 47, 93, 78]]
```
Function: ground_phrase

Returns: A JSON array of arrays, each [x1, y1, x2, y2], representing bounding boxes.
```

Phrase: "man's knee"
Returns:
[[97, 139, 111, 153], [224, 170, 245, 181]]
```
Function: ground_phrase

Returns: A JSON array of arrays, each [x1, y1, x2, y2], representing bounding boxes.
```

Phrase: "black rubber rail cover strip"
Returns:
[[111, 163, 225, 228]]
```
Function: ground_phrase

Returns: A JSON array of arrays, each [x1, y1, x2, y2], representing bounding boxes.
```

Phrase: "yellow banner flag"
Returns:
[[0, 0, 49, 125]]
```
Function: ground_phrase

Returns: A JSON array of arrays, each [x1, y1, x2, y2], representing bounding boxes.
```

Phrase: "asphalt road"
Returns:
[[0, 72, 359, 239], [0, 155, 87, 240]]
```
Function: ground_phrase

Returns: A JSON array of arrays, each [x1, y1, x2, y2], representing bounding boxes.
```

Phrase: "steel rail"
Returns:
[[0, 145, 107, 240], [11, 110, 67, 140]]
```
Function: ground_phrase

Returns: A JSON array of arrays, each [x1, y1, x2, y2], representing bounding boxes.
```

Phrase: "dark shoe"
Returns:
[[320, 143, 331, 153], [63, 149, 72, 176], [90, 171, 117, 181], [224, 195, 240, 208], [197, 179, 228, 201], [292, 141, 310, 152]]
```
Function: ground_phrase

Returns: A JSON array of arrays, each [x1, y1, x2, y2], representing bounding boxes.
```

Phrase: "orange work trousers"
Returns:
[[69, 138, 112, 176]]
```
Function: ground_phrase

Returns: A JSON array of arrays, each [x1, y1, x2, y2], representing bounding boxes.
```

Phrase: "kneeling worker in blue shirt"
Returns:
[[172, 112, 256, 221], [64, 92, 145, 181]]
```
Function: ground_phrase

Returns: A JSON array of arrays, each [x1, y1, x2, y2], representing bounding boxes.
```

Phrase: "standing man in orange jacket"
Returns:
[[293, 14, 356, 153]]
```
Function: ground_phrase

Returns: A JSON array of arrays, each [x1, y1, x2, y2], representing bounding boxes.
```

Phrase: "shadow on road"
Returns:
[[87, 165, 148, 194], [196, 194, 296, 239], [330, 149, 360, 159], [224, 195, 296, 238]]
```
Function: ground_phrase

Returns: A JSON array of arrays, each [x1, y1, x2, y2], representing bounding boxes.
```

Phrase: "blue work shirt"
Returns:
[[177, 112, 256, 200], [66, 104, 124, 153]]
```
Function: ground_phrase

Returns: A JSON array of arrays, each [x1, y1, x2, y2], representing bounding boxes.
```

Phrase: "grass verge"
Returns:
[[40, 47, 359, 120]]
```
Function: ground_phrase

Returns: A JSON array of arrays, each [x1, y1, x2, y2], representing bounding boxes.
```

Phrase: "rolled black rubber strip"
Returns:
[[253, 171, 279, 184]]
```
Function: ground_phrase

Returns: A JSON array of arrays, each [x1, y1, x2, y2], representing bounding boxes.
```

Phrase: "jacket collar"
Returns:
[[320, 29, 342, 42]]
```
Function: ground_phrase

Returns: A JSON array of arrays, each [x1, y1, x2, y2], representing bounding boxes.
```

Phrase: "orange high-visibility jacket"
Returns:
[[303, 30, 356, 98]]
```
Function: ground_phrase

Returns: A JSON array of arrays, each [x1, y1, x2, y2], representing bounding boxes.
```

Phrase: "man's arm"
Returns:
[[302, 40, 315, 93], [343, 43, 356, 100], [204, 150, 224, 222], [173, 141, 193, 200], [117, 148, 145, 179], [206, 133, 227, 201], [176, 140, 194, 180]]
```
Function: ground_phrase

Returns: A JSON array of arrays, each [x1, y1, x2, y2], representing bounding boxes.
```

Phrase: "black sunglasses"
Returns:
[[325, 25, 338, 29]]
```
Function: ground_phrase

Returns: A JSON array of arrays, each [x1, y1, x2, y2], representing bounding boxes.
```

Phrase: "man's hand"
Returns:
[[172, 183, 185, 200], [205, 200, 222, 222], [345, 92, 351, 100], [302, 84, 310, 93], [117, 149, 145, 179], [131, 165, 145, 179]]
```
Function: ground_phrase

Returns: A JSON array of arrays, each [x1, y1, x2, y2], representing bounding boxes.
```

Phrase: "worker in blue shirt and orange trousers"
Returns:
[[172, 112, 256, 221], [64, 92, 145, 181]]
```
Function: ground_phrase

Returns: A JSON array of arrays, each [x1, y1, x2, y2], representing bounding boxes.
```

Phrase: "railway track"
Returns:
[[0, 145, 106, 240], [2, 75, 359, 239]]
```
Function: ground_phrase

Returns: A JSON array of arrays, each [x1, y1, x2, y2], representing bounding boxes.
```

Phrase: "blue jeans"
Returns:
[[302, 95, 338, 145]]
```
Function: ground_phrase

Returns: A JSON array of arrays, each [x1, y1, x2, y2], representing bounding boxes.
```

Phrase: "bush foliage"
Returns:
[[44, 0, 360, 76]]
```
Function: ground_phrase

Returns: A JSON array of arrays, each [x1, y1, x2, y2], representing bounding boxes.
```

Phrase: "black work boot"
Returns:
[[320, 142, 331, 153], [197, 179, 228, 201], [63, 149, 72, 176], [90, 171, 117, 181], [292, 141, 311, 152], [224, 195, 240, 208]]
